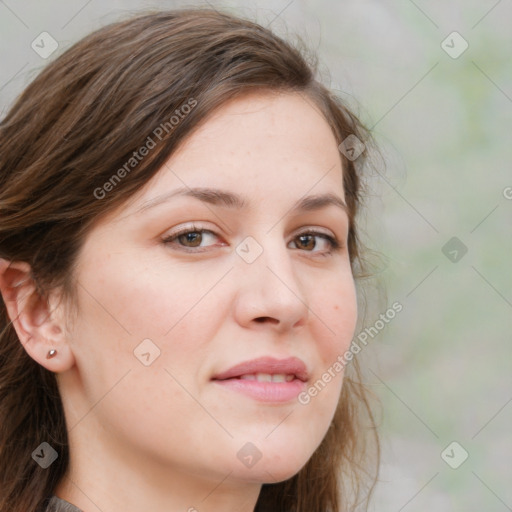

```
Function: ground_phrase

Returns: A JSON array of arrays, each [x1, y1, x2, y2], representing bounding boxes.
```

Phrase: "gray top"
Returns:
[[46, 495, 83, 512]]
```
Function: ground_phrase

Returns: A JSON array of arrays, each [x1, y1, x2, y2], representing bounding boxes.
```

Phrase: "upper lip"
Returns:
[[211, 356, 309, 382]]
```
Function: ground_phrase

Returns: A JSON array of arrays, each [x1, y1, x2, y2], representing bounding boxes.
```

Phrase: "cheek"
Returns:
[[68, 257, 211, 395], [96, 259, 229, 383], [309, 272, 358, 364], [299, 279, 356, 441], [80, 251, 225, 338]]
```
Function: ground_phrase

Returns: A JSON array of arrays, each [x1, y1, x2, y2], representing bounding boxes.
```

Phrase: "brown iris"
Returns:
[[178, 232, 203, 247], [296, 234, 316, 250]]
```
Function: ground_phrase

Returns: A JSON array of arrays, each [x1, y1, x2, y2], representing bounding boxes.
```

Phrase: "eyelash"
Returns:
[[162, 224, 343, 256]]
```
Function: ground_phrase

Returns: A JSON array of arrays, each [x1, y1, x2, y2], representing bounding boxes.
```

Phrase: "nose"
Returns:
[[232, 235, 309, 333]]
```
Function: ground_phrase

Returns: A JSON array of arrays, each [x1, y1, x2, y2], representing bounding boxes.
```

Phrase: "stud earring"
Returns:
[[46, 349, 57, 359]]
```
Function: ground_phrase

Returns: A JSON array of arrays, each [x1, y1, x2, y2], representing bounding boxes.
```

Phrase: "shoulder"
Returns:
[[44, 495, 84, 512]]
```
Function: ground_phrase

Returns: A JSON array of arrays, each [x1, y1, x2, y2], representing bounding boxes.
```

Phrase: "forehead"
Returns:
[[173, 91, 342, 181], [120, 90, 346, 220], [104, 91, 345, 227]]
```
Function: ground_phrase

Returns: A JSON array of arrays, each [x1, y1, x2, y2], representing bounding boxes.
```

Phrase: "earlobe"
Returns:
[[0, 257, 74, 372]]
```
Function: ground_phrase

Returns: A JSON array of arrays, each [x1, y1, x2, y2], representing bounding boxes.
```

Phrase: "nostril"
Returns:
[[254, 316, 279, 324]]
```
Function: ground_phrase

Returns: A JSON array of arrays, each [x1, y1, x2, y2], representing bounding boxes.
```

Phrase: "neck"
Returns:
[[55, 462, 261, 512], [54, 419, 261, 512]]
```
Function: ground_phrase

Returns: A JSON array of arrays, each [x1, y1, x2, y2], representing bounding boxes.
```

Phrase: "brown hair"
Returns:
[[0, 8, 379, 512]]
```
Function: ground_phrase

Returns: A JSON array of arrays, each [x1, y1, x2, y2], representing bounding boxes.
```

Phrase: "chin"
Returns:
[[229, 443, 316, 484], [234, 461, 308, 485]]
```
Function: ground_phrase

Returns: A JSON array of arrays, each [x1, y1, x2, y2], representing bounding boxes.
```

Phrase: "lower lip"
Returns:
[[212, 378, 306, 402]]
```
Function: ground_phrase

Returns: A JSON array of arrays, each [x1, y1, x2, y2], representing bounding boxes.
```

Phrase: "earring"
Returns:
[[46, 349, 57, 359]]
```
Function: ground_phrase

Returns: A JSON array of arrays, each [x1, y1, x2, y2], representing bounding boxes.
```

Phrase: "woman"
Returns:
[[0, 8, 378, 512]]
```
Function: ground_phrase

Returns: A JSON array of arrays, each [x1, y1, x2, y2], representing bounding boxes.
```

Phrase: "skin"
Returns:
[[0, 91, 357, 512]]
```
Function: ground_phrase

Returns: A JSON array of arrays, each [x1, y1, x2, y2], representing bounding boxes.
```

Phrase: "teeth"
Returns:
[[239, 373, 295, 382]]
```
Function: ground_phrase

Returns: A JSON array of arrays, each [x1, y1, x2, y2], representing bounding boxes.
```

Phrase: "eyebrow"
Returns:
[[136, 186, 349, 215]]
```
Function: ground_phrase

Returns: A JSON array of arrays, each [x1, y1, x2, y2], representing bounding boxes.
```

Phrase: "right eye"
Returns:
[[162, 225, 227, 251]]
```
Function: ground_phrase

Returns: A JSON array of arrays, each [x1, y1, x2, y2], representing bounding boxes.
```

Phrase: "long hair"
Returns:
[[0, 8, 379, 512]]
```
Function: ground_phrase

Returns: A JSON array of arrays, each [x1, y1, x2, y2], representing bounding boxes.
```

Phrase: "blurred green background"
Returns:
[[1, 1, 511, 510]]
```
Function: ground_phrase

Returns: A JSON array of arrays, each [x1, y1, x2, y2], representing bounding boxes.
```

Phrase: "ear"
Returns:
[[0, 258, 75, 372]]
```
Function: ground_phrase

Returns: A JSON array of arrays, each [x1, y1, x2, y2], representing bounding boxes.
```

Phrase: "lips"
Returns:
[[211, 356, 309, 403], [211, 356, 309, 382]]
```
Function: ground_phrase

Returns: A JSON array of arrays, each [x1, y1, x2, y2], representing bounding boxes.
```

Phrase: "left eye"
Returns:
[[288, 232, 338, 253]]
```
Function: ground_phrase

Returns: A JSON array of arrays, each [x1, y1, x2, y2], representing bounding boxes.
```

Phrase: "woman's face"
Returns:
[[60, 91, 357, 488]]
